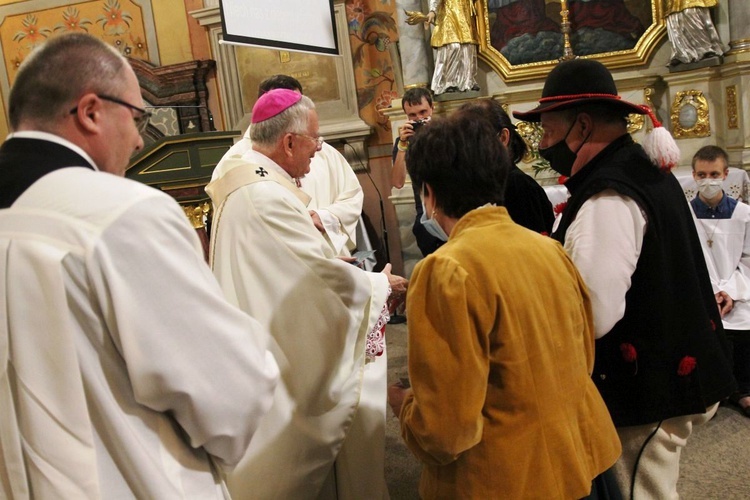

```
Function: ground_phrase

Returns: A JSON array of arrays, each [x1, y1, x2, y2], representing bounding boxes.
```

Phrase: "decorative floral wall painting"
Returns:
[[1, 0, 149, 86], [346, 0, 400, 145]]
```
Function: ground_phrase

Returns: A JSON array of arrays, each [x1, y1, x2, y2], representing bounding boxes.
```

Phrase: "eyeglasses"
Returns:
[[292, 133, 324, 148], [69, 94, 152, 133]]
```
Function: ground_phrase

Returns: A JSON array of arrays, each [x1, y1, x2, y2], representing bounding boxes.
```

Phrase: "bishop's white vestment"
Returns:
[[218, 130, 364, 256], [207, 149, 391, 499]]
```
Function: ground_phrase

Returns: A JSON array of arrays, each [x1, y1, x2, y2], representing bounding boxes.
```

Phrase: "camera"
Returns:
[[411, 119, 428, 132]]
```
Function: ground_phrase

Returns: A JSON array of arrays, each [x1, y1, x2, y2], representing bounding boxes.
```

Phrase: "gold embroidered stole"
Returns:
[[205, 157, 311, 266]]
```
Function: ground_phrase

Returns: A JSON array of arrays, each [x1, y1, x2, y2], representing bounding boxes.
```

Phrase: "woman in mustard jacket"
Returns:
[[388, 110, 621, 499]]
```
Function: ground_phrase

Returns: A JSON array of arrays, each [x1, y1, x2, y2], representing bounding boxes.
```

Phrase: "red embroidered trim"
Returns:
[[553, 201, 568, 216], [539, 93, 621, 103], [620, 343, 637, 363], [677, 356, 697, 376], [365, 290, 391, 362]]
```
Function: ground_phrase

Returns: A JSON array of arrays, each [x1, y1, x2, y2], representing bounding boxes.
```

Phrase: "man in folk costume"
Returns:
[[514, 59, 735, 498], [0, 33, 279, 498], [207, 89, 407, 499]]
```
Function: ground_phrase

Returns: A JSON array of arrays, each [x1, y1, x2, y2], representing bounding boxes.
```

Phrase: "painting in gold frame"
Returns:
[[476, 0, 667, 83]]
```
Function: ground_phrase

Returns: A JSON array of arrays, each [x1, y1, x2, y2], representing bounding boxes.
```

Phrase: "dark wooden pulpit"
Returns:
[[126, 131, 240, 259]]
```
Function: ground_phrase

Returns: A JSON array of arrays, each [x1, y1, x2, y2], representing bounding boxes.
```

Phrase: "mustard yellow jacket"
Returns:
[[401, 206, 620, 499]]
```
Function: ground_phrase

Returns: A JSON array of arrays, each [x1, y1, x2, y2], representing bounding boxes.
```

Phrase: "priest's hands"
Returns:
[[716, 291, 733, 317], [309, 210, 324, 233]]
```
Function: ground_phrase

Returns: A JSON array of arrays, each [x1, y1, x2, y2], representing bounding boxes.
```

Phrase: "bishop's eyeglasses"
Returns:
[[291, 132, 324, 148]]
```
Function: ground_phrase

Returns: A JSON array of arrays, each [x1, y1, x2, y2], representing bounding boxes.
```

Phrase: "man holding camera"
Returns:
[[391, 87, 443, 256]]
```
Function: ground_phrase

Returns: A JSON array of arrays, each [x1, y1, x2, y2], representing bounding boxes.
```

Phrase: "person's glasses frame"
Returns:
[[69, 94, 152, 134], [291, 132, 324, 148]]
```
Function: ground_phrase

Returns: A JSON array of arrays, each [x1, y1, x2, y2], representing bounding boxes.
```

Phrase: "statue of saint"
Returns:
[[425, 0, 480, 94], [665, 0, 724, 66]]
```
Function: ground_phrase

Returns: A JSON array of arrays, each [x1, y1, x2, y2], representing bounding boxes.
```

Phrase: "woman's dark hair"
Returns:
[[406, 111, 510, 219], [459, 99, 527, 164]]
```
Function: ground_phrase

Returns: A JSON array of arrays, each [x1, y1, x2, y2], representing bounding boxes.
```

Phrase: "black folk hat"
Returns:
[[512, 59, 649, 122], [513, 58, 680, 171]]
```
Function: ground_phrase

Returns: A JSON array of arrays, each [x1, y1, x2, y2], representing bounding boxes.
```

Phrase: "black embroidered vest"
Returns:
[[553, 135, 735, 427]]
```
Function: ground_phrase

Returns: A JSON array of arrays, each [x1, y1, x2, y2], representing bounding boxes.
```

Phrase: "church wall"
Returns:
[[480, 0, 747, 172], [0, 0, 196, 138]]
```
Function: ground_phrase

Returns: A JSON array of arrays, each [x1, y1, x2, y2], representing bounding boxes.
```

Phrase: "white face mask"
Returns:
[[420, 201, 449, 242], [696, 178, 723, 200]]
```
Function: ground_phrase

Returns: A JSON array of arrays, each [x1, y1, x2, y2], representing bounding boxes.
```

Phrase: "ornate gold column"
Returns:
[[728, 0, 750, 54]]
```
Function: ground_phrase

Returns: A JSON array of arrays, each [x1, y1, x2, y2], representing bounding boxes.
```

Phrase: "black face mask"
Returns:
[[538, 120, 588, 177]]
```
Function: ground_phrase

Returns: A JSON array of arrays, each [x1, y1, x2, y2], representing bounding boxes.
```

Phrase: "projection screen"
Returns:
[[219, 0, 339, 55]]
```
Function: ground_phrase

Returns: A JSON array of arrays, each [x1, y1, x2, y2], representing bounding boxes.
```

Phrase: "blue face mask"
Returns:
[[420, 201, 449, 241]]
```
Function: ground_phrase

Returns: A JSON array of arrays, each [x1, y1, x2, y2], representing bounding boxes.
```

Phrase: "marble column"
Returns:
[[728, 0, 750, 53], [395, 0, 432, 88]]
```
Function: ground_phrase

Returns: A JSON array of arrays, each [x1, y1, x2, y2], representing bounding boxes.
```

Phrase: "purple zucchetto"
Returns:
[[251, 88, 302, 123]]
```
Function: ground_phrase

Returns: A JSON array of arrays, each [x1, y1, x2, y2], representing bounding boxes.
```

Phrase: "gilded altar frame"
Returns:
[[670, 90, 711, 139], [476, 0, 667, 83]]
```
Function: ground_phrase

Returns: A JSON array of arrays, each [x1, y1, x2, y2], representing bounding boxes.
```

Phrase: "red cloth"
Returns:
[[491, 0, 558, 50], [491, 0, 645, 51], [569, 0, 644, 38]]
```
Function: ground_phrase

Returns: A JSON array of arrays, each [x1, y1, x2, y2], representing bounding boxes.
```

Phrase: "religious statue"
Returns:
[[407, 0, 480, 95], [665, 0, 724, 66]]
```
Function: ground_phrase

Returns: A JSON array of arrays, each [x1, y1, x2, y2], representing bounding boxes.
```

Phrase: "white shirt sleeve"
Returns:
[[564, 189, 647, 338]]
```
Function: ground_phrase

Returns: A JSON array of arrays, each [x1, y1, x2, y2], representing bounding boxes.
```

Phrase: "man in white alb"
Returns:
[[0, 33, 278, 499], [690, 145, 750, 418]]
